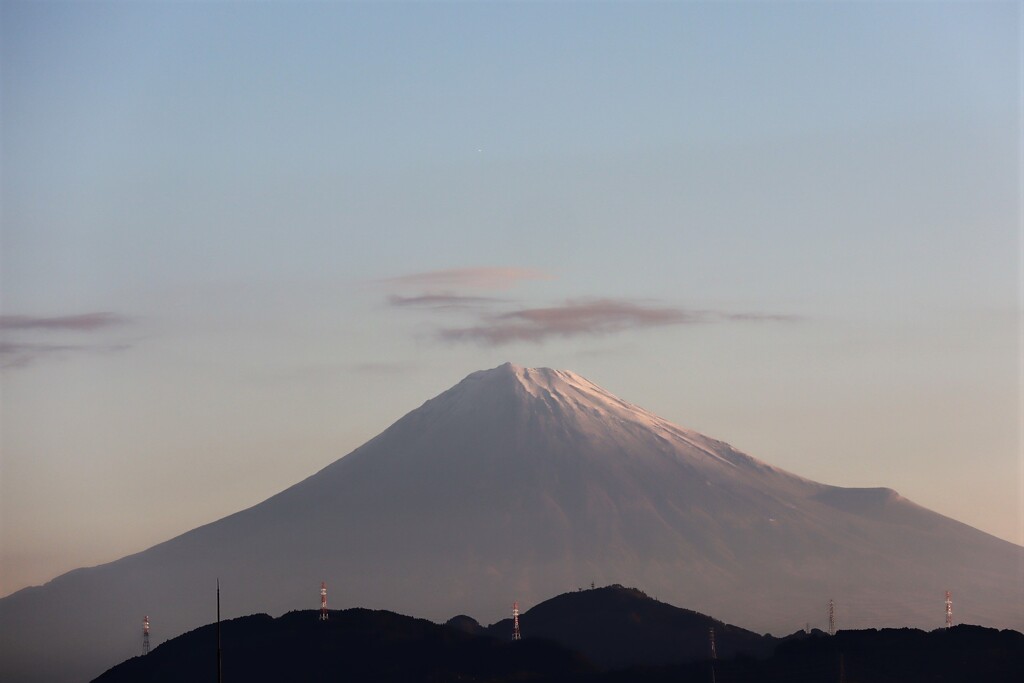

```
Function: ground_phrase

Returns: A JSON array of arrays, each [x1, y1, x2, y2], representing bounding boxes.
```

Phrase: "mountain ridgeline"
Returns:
[[92, 586, 1024, 683], [3, 363, 1022, 683]]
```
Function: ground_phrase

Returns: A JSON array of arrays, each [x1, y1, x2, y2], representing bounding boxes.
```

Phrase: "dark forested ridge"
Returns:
[[92, 586, 1024, 683], [483, 585, 776, 667], [92, 608, 592, 683]]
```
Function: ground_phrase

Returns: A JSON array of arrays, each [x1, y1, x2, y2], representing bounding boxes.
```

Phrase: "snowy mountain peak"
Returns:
[[457, 362, 699, 440], [399, 362, 784, 481], [466, 362, 637, 410]]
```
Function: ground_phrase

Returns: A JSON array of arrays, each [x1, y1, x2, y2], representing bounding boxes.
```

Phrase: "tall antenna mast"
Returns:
[[320, 581, 329, 621], [828, 599, 836, 636], [512, 601, 521, 641], [217, 579, 222, 683], [708, 626, 717, 683], [142, 615, 150, 655], [945, 590, 953, 629]]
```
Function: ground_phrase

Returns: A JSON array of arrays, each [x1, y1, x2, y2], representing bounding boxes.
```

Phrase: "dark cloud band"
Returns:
[[0, 312, 129, 331], [377, 267, 552, 291], [388, 294, 501, 309], [0, 312, 133, 368], [436, 299, 798, 346]]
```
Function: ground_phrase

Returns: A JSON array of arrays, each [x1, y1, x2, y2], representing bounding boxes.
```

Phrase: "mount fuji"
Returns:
[[2, 363, 1021, 683]]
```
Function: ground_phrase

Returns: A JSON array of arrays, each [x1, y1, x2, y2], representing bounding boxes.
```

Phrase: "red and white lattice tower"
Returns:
[[320, 581, 328, 621], [945, 590, 952, 629], [828, 599, 836, 636], [512, 601, 521, 641], [142, 615, 150, 655]]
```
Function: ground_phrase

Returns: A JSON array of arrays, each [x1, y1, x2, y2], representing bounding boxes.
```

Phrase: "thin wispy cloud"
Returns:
[[388, 294, 502, 309], [435, 299, 799, 346], [377, 267, 553, 291], [0, 312, 129, 331], [0, 341, 131, 368], [379, 271, 797, 345], [0, 312, 134, 368], [717, 311, 802, 323], [438, 299, 692, 345]]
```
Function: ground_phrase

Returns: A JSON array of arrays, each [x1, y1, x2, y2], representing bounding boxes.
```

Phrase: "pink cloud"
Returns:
[[387, 294, 501, 309], [0, 312, 129, 331], [0, 312, 134, 368], [377, 267, 552, 291], [436, 299, 799, 346]]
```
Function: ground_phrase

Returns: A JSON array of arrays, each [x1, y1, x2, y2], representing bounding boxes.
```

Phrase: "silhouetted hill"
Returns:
[[763, 625, 1024, 683], [598, 625, 1024, 683], [92, 608, 593, 683], [445, 613, 485, 635], [92, 600, 1024, 683], [90, 583, 1024, 683], [484, 585, 775, 668]]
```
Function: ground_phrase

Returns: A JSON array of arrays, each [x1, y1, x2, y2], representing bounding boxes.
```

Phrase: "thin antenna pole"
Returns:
[[217, 579, 222, 683], [945, 590, 953, 629], [828, 599, 836, 637], [320, 581, 328, 621], [142, 615, 150, 655], [709, 626, 717, 683]]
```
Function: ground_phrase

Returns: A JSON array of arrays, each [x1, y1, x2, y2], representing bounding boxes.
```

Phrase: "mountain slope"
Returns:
[[2, 363, 1022, 683]]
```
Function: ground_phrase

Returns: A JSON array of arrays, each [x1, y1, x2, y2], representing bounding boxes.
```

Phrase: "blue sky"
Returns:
[[1, 0, 1020, 597]]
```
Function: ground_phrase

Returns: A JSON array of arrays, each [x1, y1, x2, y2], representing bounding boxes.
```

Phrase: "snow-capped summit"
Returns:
[[2, 364, 1022, 683], [325, 362, 803, 491]]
